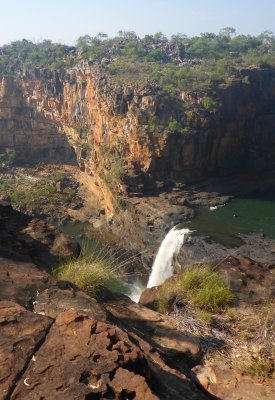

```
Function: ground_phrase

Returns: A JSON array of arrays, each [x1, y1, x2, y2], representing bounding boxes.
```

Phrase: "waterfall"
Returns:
[[147, 226, 191, 288], [129, 280, 146, 303]]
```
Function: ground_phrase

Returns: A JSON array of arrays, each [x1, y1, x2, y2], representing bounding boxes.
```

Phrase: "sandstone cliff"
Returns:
[[1, 65, 275, 212]]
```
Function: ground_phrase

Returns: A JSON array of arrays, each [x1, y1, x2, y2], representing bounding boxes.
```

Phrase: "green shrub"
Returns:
[[167, 119, 183, 132], [201, 97, 221, 111], [50, 172, 65, 182], [81, 143, 91, 152], [6, 150, 18, 167], [196, 310, 212, 324], [52, 242, 129, 297], [226, 308, 237, 322], [156, 264, 234, 313], [99, 146, 127, 189], [181, 265, 234, 311], [155, 281, 179, 313]]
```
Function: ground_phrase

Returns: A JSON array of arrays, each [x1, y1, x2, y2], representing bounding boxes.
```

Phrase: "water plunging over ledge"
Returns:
[[147, 226, 192, 288]]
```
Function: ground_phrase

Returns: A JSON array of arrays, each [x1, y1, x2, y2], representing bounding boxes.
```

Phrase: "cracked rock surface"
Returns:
[[0, 203, 210, 400], [0, 301, 53, 400], [10, 310, 158, 400]]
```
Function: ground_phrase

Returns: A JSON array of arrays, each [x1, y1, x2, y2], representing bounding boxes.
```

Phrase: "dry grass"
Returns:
[[172, 300, 275, 379], [234, 352, 274, 378]]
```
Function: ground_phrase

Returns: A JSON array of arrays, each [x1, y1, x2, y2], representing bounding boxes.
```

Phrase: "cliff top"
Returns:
[[1, 29, 275, 95]]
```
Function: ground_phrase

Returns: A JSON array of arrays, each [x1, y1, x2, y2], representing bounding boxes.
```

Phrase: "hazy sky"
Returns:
[[1, 0, 275, 45]]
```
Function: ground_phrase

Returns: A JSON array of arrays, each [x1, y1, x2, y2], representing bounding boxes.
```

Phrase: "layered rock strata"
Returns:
[[1, 66, 275, 200]]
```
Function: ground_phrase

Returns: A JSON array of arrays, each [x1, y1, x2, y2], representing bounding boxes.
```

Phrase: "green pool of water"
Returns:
[[188, 193, 275, 247]]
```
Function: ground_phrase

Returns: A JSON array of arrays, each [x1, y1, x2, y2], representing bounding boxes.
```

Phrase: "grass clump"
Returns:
[[181, 265, 234, 311], [196, 310, 212, 324], [236, 354, 274, 378], [52, 242, 129, 298], [156, 264, 234, 313]]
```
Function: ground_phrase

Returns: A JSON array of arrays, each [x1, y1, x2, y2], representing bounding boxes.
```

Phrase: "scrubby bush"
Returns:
[[5, 150, 18, 167], [201, 97, 221, 112], [167, 119, 183, 132], [50, 172, 65, 182]]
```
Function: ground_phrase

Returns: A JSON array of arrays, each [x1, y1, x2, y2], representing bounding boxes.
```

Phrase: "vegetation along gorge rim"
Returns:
[[0, 27, 275, 399]]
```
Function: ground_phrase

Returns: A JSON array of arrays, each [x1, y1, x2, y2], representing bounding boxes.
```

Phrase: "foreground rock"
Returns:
[[140, 255, 275, 400], [0, 301, 53, 399], [102, 293, 202, 368], [2, 202, 273, 399], [10, 310, 158, 400], [0, 204, 209, 399]]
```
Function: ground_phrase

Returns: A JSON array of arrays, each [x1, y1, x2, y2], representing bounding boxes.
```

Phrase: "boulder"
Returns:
[[0, 201, 80, 269], [139, 286, 159, 310], [193, 363, 275, 400]]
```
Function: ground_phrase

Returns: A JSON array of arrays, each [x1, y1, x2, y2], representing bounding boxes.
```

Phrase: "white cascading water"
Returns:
[[129, 280, 146, 303], [147, 226, 191, 288]]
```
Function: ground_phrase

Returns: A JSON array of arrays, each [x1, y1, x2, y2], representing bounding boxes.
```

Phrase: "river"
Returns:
[[188, 191, 275, 247]]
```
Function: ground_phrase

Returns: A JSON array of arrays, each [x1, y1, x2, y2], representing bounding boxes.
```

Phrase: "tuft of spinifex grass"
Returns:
[[53, 241, 129, 298], [156, 264, 234, 313], [181, 265, 234, 311]]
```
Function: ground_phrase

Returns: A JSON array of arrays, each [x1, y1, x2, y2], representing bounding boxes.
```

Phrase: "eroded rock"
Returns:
[[0, 301, 53, 400], [10, 310, 158, 400]]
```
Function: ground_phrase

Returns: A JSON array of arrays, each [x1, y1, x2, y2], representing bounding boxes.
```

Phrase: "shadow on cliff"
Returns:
[[0, 75, 77, 166], [127, 170, 275, 200]]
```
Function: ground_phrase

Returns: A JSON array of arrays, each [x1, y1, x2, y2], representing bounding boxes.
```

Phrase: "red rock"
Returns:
[[10, 310, 157, 399], [0, 301, 52, 400]]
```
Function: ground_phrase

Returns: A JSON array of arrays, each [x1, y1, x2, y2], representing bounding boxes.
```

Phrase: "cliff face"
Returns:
[[0, 75, 76, 164], [1, 66, 275, 196]]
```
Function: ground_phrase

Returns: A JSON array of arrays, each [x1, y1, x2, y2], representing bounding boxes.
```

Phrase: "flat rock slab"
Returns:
[[34, 285, 107, 321], [0, 301, 53, 400], [0, 257, 54, 309], [10, 310, 158, 400], [103, 296, 201, 366]]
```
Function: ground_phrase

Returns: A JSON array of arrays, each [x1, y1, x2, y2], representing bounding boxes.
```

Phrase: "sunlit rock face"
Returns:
[[1, 65, 275, 195], [0, 74, 76, 164]]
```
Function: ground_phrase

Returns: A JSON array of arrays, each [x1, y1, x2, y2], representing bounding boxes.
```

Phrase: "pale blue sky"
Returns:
[[0, 0, 274, 45]]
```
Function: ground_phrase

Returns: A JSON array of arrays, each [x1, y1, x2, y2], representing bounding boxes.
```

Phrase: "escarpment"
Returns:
[[1, 65, 275, 224], [1, 66, 275, 181], [1, 64, 275, 252]]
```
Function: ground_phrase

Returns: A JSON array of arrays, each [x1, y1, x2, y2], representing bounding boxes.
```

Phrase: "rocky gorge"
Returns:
[[0, 59, 275, 399], [1, 64, 275, 248]]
